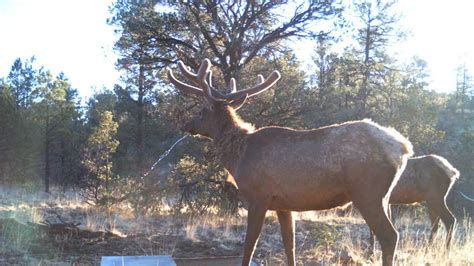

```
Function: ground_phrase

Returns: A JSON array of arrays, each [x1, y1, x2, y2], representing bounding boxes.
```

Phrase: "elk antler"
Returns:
[[195, 59, 226, 102], [167, 67, 202, 97], [168, 59, 281, 103], [227, 78, 236, 93], [168, 60, 225, 100], [220, 71, 280, 101]]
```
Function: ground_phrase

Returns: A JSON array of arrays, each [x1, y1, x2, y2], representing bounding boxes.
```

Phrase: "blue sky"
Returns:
[[0, 0, 118, 99], [0, 0, 473, 100]]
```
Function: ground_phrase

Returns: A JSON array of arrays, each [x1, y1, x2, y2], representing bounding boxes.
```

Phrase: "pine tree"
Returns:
[[455, 62, 473, 121], [81, 111, 119, 203]]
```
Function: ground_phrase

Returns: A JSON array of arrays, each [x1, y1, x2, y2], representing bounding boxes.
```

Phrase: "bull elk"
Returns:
[[167, 59, 413, 266], [369, 155, 458, 253]]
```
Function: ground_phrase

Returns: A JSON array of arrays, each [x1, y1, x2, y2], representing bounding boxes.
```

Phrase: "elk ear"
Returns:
[[228, 94, 248, 110]]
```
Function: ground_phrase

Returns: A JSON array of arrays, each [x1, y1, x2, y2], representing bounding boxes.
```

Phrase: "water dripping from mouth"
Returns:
[[141, 135, 190, 179]]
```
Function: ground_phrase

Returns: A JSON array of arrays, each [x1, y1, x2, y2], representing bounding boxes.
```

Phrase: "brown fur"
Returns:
[[170, 60, 413, 266], [369, 155, 458, 252], [214, 107, 253, 175], [182, 105, 412, 266]]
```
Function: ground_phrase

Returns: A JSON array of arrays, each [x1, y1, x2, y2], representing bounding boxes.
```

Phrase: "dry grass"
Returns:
[[0, 185, 473, 265]]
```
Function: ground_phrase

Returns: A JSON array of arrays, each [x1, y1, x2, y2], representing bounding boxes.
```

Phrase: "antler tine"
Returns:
[[193, 59, 226, 102], [207, 70, 213, 88], [177, 61, 197, 81], [205, 65, 228, 99], [197, 59, 211, 81], [223, 70, 281, 100], [227, 78, 236, 93], [223, 75, 260, 96], [167, 67, 203, 96], [176, 59, 226, 101]]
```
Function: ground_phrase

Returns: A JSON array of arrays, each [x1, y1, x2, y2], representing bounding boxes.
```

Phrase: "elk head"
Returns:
[[167, 59, 281, 139]]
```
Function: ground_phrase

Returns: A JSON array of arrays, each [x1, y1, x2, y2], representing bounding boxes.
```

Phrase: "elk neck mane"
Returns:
[[214, 106, 255, 173], [225, 106, 255, 134]]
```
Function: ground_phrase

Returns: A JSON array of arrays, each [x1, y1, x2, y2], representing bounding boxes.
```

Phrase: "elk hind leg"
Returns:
[[441, 209, 456, 249], [427, 199, 456, 249], [368, 204, 392, 258], [354, 197, 398, 266], [427, 207, 440, 244]]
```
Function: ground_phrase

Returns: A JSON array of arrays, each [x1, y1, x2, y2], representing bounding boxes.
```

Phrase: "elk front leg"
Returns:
[[242, 202, 268, 266], [277, 210, 295, 266]]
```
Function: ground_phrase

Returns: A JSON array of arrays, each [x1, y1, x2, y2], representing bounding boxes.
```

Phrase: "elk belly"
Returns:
[[262, 161, 351, 211]]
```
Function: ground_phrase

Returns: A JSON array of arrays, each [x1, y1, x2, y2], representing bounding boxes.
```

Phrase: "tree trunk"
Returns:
[[359, 21, 372, 119], [136, 64, 145, 171], [60, 139, 66, 192], [44, 106, 50, 193]]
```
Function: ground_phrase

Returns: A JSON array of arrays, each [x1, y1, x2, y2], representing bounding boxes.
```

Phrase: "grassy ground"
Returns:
[[0, 185, 472, 265]]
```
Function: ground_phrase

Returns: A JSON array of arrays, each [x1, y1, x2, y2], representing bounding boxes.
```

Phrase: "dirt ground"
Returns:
[[0, 186, 471, 265], [0, 214, 371, 265]]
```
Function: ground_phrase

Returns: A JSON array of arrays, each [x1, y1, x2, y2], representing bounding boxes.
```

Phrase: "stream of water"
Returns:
[[140, 135, 189, 179]]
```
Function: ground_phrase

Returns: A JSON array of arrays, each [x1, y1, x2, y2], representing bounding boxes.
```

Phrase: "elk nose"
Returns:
[[181, 123, 193, 134]]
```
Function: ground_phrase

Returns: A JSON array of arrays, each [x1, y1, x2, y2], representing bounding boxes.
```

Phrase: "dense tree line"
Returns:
[[0, 0, 473, 215]]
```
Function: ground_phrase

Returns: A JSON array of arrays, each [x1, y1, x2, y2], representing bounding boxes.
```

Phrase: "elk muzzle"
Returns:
[[181, 121, 197, 135]]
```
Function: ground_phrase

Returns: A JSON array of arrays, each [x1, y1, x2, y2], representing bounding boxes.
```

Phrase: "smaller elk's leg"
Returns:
[[427, 207, 440, 245], [277, 210, 295, 266], [242, 203, 268, 266], [427, 199, 456, 249], [441, 213, 456, 250], [438, 202, 456, 249]]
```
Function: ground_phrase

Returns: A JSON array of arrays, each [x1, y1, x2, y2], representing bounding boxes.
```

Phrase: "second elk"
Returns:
[[369, 154, 458, 254]]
